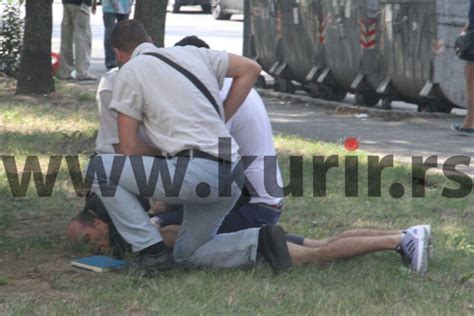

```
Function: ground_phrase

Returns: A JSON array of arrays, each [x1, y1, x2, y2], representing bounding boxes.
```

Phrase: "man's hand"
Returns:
[[224, 54, 262, 122], [115, 113, 163, 156], [461, 22, 469, 36]]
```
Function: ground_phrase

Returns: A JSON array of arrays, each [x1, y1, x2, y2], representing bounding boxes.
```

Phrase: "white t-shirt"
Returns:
[[110, 43, 239, 161], [223, 79, 283, 205], [95, 68, 120, 154], [95, 68, 151, 154]]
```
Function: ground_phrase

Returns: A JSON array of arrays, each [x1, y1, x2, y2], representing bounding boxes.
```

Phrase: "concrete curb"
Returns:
[[257, 89, 459, 121]]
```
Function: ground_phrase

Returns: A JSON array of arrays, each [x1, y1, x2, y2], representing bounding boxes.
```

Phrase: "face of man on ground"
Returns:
[[67, 218, 110, 253]]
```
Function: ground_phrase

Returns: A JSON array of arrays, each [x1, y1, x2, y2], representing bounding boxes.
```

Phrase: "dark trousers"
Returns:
[[103, 12, 129, 68]]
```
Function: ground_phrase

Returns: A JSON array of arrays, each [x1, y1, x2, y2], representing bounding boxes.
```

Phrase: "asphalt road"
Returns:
[[265, 95, 474, 175]]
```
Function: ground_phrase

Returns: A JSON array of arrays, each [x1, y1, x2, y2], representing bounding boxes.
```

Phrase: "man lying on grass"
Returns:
[[68, 33, 432, 275], [68, 197, 432, 275]]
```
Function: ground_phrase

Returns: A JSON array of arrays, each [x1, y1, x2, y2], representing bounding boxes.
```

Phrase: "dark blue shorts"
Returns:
[[152, 203, 305, 245]]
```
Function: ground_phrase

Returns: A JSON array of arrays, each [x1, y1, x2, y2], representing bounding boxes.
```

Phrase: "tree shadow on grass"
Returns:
[[1, 130, 96, 156]]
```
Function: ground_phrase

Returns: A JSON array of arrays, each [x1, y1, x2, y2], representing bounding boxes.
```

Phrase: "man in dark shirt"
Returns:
[[57, 0, 95, 80], [452, 0, 474, 135]]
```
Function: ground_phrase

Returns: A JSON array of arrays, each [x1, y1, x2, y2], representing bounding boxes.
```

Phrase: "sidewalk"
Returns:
[[262, 93, 474, 176]]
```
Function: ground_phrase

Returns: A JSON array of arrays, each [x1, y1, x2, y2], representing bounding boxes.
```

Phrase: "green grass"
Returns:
[[0, 76, 473, 315]]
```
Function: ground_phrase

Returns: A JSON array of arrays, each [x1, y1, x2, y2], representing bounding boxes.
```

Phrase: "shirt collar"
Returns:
[[131, 42, 157, 58]]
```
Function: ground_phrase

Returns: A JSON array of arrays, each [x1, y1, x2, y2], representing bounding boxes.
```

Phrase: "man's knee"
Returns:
[[172, 245, 194, 264]]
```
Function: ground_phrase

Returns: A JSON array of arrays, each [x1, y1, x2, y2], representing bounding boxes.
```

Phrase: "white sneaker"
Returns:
[[397, 225, 430, 275], [408, 225, 433, 258]]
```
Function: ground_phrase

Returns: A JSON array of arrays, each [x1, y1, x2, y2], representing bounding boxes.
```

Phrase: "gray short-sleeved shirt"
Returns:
[[110, 43, 239, 160]]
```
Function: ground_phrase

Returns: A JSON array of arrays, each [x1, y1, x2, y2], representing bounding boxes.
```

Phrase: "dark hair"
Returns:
[[174, 36, 210, 49], [73, 209, 98, 228], [79, 192, 147, 258], [111, 19, 151, 53]]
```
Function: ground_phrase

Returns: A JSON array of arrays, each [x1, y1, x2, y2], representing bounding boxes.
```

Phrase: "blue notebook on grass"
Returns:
[[71, 256, 127, 273]]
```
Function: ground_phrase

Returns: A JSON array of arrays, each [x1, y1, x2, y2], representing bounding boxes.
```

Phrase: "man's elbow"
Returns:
[[248, 60, 262, 79], [114, 143, 136, 155]]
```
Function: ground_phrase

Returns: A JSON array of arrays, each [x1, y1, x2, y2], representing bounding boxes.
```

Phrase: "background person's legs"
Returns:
[[74, 5, 92, 79], [57, 4, 75, 79], [103, 13, 117, 69], [288, 234, 403, 266]]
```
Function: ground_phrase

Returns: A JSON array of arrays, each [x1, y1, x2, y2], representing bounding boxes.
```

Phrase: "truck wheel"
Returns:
[[435, 102, 453, 113], [382, 97, 392, 110], [356, 91, 380, 107], [212, 1, 232, 20], [319, 85, 333, 100], [172, 2, 181, 13], [274, 78, 294, 93], [201, 4, 212, 13], [332, 87, 347, 101], [309, 83, 320, 98], [255, 75, 266, 89], [418, 100, 452, 113]]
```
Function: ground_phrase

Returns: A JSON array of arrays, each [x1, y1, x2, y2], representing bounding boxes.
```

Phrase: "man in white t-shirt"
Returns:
[[150, 36, 293, 241]]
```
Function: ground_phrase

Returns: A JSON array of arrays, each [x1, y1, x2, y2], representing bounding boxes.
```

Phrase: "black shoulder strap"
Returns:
[[144, 52, 222, 118]]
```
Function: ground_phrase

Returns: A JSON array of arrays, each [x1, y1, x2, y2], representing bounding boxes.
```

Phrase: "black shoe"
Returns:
[[258, 225, 293, 274], [132, 243, 175, 276]]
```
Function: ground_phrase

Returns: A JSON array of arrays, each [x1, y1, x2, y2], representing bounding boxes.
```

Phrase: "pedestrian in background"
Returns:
[[57, 0, 95, 80], [452, 0, 474, 136], [93, 0, 133, 69]]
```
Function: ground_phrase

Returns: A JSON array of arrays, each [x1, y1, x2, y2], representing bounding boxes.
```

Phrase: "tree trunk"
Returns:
[[16, 0, 55, 95], [134, 0, 168, 48]]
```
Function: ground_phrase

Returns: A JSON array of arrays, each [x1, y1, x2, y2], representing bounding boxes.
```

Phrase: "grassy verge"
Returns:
[[0, 75, 473, 315]]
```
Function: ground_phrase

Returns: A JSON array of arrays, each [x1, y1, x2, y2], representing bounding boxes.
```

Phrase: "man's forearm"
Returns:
[[224, 54, 262, 122], [223, 75, 259, 121]]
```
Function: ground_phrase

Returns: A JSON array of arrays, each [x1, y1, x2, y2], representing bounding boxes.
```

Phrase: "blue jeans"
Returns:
[[153, 203, 305, 245], [89, 155, 260, 268], [154, 203, 281, 233], [103, 13, 129, 68]]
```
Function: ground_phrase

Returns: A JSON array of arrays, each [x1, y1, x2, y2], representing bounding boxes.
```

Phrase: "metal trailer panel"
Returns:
[[303, 0, 327, 83], [431, 0, 468, 108], [356, 0, 385, 91], [278, 0, 317, 84], [250, 0, 278, 73], [378, 0, 434, 102], [320, 0, 363, 91]]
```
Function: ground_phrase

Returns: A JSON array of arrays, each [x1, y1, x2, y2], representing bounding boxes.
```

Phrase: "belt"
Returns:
[[256, 202, 284, 212], [174, 149, 230, 163]]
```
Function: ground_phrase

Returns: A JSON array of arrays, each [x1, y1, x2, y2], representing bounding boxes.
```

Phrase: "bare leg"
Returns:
[[464, 63, 474, 128], [156, 224, 403, 251], [303, 229, 402, 248], [159, 225, 180, 248], [289, 234, 403, 266]]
